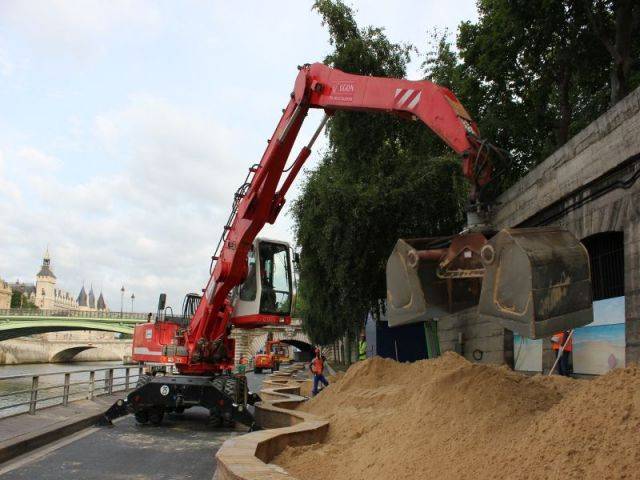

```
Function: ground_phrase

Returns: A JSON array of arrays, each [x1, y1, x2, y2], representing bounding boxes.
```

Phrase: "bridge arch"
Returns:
[[50, 346, 97, 363], [247, 329, 315, 362], [0, 321, 135, 341]]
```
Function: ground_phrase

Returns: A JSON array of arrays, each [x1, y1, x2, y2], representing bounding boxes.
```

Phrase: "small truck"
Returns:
[[253, 340, 290, 373]]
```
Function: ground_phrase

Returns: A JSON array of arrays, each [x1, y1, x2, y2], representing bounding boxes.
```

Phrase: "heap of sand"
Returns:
[[274, 352, 639, 480]]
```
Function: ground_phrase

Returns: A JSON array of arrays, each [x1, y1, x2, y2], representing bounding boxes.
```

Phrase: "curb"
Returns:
[[215, 366, 328, 480], [0, 411, 104, 464]]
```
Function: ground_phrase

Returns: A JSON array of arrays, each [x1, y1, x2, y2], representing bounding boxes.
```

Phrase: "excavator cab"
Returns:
[[232, 238, 294, 323], [386, 227, 593, 339]]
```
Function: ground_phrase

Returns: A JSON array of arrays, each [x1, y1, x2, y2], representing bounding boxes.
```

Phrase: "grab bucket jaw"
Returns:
[[477, 227, 593, 339], [386, 234, 486, 327]]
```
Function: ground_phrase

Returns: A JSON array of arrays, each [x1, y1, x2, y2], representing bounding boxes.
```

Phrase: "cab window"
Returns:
[[259, 242, 292, 315]]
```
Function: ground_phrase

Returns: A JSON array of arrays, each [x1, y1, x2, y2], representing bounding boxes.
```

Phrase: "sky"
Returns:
[[0, 0, 478, 312]]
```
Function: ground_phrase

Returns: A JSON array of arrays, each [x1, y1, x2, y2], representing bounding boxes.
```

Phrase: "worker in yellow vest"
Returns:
[[358, 332, 367, 361], [309, 347, 329, 396]]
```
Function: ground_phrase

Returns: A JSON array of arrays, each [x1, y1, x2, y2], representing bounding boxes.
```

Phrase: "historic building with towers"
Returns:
[[7, 249, 109, 312]]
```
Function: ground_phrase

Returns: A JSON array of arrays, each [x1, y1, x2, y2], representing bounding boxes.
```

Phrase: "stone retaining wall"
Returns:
[[214, 367, 327, 480]]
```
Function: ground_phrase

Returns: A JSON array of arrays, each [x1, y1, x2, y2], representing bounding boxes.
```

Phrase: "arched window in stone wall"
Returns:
[[581, 232, 624, 300]]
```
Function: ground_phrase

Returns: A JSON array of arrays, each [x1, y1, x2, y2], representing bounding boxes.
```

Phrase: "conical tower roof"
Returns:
[[97, 292, 107, 310], [36, 248, 56, 279], [77, 285, 88, 306], [88, 286, 96, 309]]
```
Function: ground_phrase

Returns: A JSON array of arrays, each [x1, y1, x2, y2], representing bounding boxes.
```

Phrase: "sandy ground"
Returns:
[[299, 371, 344, 397], [273, 352, 640, 480]]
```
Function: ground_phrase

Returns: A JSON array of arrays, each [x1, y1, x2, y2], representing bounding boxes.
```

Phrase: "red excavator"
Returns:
[[102, 63, 593, 429]]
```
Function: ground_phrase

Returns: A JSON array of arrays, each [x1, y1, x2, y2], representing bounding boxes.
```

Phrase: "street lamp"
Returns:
[[131, 293, 135, 313], [120, 286, 125, 318]]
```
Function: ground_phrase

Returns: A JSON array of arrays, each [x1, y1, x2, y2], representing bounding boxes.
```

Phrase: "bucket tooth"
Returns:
[[477, 227, 593, 339]]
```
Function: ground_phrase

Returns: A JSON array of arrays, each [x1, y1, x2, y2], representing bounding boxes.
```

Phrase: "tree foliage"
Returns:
[[425, 1, 640, 170], [10, 291, 37, 309], [293, 0, 467, 344], [293, 0, 640, 345]]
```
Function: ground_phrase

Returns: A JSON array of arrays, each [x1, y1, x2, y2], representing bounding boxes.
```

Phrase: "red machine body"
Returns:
[[131, 63, 495, 376], [253, 340, 290, 373]]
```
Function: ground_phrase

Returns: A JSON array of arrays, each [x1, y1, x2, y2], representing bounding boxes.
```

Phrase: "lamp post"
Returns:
[[120, 286, 125, 318], [131, 293, 135, 313]]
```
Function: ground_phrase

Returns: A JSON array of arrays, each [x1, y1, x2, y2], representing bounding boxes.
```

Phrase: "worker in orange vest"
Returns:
[[310, 347, 329, 396], [551, 330, 573, 376]]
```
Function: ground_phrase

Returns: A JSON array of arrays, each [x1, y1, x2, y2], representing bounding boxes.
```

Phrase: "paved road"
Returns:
[[0, 372, 268, 480]]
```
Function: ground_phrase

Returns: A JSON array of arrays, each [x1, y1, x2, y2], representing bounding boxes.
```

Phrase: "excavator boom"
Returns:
[[144, 62, 592, 374], [181, 63, 497, 373]]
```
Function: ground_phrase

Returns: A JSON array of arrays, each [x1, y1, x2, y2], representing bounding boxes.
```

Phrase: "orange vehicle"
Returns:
[[253, 340, 290, 373]]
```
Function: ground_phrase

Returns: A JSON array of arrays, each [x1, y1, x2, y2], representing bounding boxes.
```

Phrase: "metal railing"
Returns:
[[0, 365, 143, 418], [0, 309, 150, 320]]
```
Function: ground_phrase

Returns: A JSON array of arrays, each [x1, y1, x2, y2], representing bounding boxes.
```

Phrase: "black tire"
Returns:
[[208, 413, 223, 428], [254, 367, 262, 374], [134, 410, 149, 424], [149, 408, 164, 426]]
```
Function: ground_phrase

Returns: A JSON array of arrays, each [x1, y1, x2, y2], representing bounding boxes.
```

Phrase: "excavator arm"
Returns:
[[181, 61, 594, 373], [183, 63, 497, 372]]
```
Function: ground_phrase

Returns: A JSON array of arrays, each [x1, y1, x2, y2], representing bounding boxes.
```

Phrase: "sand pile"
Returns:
[[274, 352, 640, 480]]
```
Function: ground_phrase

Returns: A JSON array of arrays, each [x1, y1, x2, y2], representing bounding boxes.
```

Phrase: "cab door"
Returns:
[[232, 238, 293, 327]]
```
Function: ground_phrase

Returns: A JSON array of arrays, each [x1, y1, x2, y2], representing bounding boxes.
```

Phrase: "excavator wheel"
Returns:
[[148, 407, 164, 426], [134, 410, 150, 425], [208, 411, 223, 427]]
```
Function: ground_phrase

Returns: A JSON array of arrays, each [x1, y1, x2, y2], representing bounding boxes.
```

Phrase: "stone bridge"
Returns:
[[0, 309, 148, 341], [0, 309, 147, 364]]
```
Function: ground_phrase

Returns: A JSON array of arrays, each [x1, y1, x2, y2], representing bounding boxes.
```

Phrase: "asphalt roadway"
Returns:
[[0, 371, 266, 480]]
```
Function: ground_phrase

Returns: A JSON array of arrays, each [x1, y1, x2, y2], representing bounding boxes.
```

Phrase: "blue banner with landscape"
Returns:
[[572, 296, 625, 375]]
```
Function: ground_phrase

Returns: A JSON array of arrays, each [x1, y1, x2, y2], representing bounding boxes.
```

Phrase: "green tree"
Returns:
[[10, 291, 38, 309], [294, 0, 639, 348], [582, 0, 640, 104], [293, 1, 467, 346], [425, 0, 639, 175]]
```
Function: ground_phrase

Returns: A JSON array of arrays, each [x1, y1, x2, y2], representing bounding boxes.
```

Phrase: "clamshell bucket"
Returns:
[[477, 227, 593, 339], [386, 234, 486, 327]]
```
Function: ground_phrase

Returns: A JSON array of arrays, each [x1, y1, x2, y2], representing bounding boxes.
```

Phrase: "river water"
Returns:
[[0, 361, 138, 418]]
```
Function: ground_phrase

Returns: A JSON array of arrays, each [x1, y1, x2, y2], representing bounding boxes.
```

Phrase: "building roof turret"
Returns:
[[88, 286, 96, 309], [36, 248, 56, 279], [77, 285, 88, 306], [97, 292, 107, 310]]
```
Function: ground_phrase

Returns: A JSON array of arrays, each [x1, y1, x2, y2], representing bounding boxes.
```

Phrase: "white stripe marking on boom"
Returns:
[[397, 89, 414, 107], [407, 91, 422, 109]]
